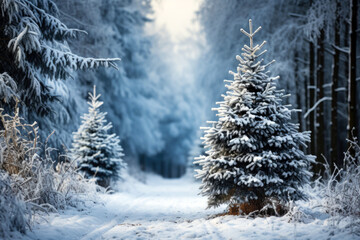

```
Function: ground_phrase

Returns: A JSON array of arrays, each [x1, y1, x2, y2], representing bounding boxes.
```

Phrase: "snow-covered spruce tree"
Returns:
[[71, 86, 125, 188], [195, 20, 314, 215], [0, 0, 119, 115]]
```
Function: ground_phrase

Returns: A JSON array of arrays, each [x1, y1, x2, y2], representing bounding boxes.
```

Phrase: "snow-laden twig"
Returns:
[[335, 87, 346, 92], [9, 25, 29, 54], [332, 44, 350, 54], [304, 97, 332, 119], [322, 83, 332, 88]]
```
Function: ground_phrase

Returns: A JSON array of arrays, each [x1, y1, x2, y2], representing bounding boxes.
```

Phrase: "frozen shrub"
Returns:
[[54, 157, 99, 207], [322, 138, 360, 218], [0, 104, 61, 210], [0, 104, 99, 236], [0, 170, 29, 238]]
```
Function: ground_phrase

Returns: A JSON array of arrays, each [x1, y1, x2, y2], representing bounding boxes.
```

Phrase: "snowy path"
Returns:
[[20, 175, 356, 240]]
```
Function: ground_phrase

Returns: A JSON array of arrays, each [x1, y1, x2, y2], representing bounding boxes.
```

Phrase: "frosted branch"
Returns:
[[240, 19, 262, 49], [263, 60, 275, 68], [9, 25, 29, 53], [255, 50, 267, 58], [252, 26, 262, 36], [304, 97, 332, 118], [332, 44, 349, 54], [335, 87, 346, 92]]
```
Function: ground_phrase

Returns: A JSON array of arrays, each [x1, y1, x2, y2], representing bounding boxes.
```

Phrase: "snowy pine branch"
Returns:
[[0, 73, 18, 103], [0, 0, 121, 114]]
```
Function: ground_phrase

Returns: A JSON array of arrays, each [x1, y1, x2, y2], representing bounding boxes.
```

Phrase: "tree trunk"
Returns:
[[348, 0, 358, 147], [316, 29, 325, 174], [304, 59, 309, 134], [309, 42, 316, 157], [340, 18, 350, 162], [331, 0, 340, 172], [295, 52, 303, 132]]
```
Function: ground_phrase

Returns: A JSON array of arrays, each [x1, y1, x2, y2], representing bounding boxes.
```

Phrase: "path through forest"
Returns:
[[20, 175, 354, 240]]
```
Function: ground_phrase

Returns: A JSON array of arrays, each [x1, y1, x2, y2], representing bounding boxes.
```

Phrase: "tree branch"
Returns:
[[288, 13, 306, 18], [325, 48, 335, 56], [332, 44, 350, 54], [304, 97, 332, 119]]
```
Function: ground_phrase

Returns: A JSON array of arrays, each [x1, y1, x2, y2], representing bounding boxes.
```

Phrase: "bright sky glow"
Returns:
[[151, 0, 201, 42], [146, 0, 204, 86]]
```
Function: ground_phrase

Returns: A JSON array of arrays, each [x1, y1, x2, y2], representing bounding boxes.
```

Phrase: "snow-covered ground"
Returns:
[[15, 174, 357, 240]]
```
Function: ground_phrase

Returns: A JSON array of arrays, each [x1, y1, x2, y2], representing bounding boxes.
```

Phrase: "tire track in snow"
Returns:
[[80, 219, 119, 240], [200, 218, 225, 240]]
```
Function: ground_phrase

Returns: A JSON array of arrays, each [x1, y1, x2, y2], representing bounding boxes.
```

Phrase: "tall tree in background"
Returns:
[[303, 0, 345, 173], [348, 0, 358, 145], [331, 0, 341, 171], [316, 29, 325, 173], [309, 41, 317, 157], [295, 52, 303, 132], [196, 20, 313, 214]]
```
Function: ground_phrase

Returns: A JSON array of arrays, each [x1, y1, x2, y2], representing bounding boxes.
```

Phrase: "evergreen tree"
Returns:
[[71, 86, 125, 188], [195, 20, 314, 214], [0, 0, 120, 155], [0, 0, 119, 115]]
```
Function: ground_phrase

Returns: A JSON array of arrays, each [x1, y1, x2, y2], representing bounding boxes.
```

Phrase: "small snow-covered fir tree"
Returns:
[[195, 20, 315, 214], [71, 86, 126, 188]]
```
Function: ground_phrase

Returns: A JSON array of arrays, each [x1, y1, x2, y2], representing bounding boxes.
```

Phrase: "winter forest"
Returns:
[[0, 0, 360, 239]]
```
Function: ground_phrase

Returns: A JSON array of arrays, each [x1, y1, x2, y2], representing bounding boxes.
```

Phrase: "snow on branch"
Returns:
[[240, 19, 261, 49], [0, 73, 18, 102], [196, 19, 314, 212], [322, 83, 332, 88], [263, 60, 276, 69], [22, 0, 87, 39], [288, 13, 306, 18], [42, 46, 121, 73], [332, 44, 350, 54], [8, 25, 29, 54], [335, 87, 346, 92], [304, 97, 332, 119], [0, 0, 122, 114]]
